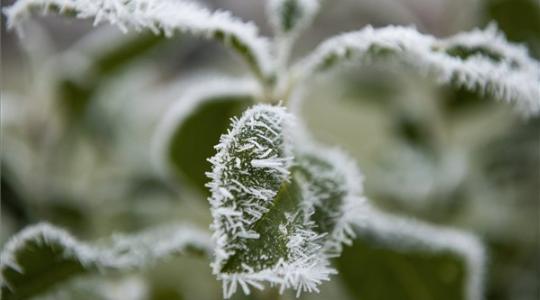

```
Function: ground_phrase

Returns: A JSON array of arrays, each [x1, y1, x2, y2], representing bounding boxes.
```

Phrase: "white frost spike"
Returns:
[[208, 103, 294, 268], [151, 76, 258, 180], [1, 223, 212, 289], [354, 206, 486, 300], [208, 104, 335, 298], [3, 0, 273, 79], [294, 25, 540, 116], [251, 157, 291, 176]]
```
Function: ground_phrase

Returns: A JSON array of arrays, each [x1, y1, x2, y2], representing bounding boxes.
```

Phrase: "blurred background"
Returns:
[[1, 0, 539, 299]]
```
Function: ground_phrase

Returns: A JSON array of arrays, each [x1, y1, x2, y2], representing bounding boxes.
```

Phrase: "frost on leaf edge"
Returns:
[[0, 223, 212, 291], [352, 206, 486, 300], [3, 0, 274, 80], [292, 129, 367, 257], [294, 24, 540, 116], [207, 104, 339, 298]]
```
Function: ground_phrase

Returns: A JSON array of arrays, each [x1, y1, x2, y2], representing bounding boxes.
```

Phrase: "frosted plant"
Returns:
[[3, 0, 540, 299], [0, 223, 212, 299]]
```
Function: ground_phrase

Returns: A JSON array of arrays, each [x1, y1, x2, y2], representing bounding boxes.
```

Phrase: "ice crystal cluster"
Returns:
[[2, 0, 540, 299], [206, 105, 367, 297]]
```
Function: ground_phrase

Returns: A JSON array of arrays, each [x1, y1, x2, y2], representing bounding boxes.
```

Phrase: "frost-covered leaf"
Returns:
[[152, 78, 257, 195], [4, 0, 273, 81], [267, 0, 319, 36], [208, 104, 339, 298], [266, 0, 319, 95], [294, 25, 540, 115], [0, 223, 212, 300], [338, 207, 485, 300], [60, 32, 164, 125], [293, 139, 366, 257]]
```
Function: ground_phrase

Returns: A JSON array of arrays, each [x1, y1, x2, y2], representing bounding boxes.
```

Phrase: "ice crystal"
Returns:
[[207, 104, 340, 298]]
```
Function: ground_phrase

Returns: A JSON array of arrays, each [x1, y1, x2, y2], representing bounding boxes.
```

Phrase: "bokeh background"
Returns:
[[1, 0, 539, 299]]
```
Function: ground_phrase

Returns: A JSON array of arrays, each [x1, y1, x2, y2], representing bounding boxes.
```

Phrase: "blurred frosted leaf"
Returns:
[[267, 0, 319, 36], [152, 78, 257, 195], [90, 33, 165, 75], [31, 276, 149, 300], [57, 32, 165, 125], [338, 207, 485, 300], [266, 0, 319, 96], [0, 223, 212, 300], [4, 0, 273, 81], [294, 25, 540, 116], [294, 139, 366, 256], [478, 116, 540, 202]]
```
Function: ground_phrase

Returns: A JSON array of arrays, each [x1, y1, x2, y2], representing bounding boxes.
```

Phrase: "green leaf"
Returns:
[[208, 104, 335, 298], [294, 143, 365, 256], [336, 207, 485, 300], [267, 0, 320, 35], [219, 177, 304, 273], [167, 95, 252, 194], [294, 25, 540, 115], [155, 86, 254, 195], [0, 223, 211, 300], [485, 0, 540, 58], [297, 156, 345, 236], [91, 33, 165, 75], [58, 32, 166, 125], [5, 0, 274, 82], [337, 236, 466, 300]]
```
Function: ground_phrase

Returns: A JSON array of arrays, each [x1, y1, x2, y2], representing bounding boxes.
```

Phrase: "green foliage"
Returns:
[[338, 237, 466, 300], [209, 105, 296, 274], [268, 0, 319, 37], [167, 96, 253, 195], [4, 0, 540, 299], [296, 155, 346, 237], [58, 33, 165, 125], [2, 233, 87, 300], [278, 0, 303, 33], [220, 179, 304, 273], [485, 0, 540, 58], [0, 224, 211, 300]]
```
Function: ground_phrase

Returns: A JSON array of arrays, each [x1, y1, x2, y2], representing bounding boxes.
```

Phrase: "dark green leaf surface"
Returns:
[[337, 237, 466, 300], [221, 177, 304, 273], [1, 232, 88, 300], [296, 153, 346, 239], [279, 0, 302, 33], [209, 105, 294, 274], [168, 96, 253, 195], [485, 0, 540, 58]]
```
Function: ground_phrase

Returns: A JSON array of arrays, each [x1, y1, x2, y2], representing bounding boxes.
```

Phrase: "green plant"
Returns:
[[2, 0, 539, 300]]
